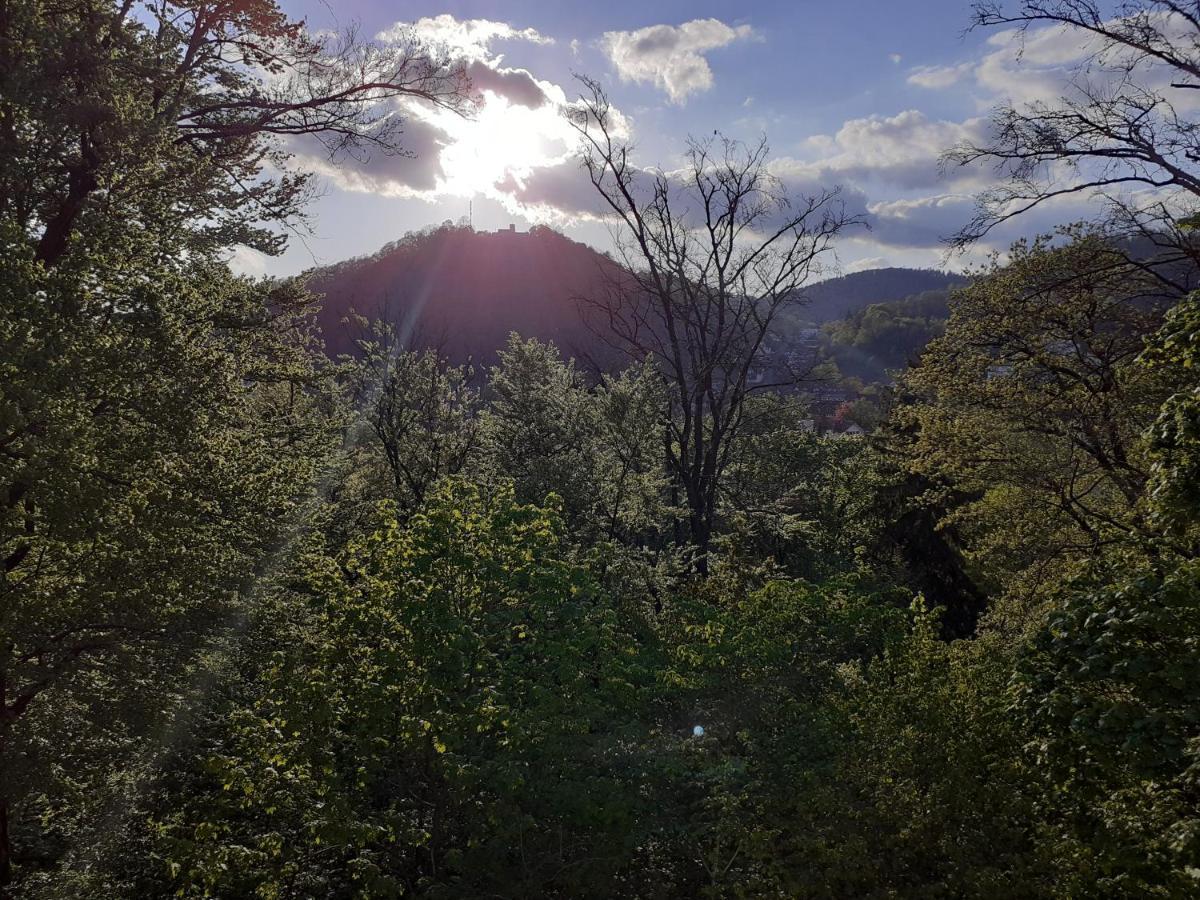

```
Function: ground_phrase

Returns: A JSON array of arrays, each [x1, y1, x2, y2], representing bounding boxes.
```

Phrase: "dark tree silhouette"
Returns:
[[0, 0, 473, 269], [949, 1, 1200, 285], [569, 77, 860, 568]]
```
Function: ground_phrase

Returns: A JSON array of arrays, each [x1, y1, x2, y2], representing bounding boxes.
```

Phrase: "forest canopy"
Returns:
[[2, 0, 1199, 897]]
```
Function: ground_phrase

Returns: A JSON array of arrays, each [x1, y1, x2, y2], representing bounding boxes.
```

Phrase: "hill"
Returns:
[[305, 223, 626, 366], [305, 226, 964, 368], [796, 267, 962, 323]]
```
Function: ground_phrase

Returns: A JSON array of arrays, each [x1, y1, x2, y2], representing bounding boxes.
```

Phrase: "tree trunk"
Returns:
[[686, 487, 713, 575], [35, 151, 99, 267], [0, 793, 10, 887], [1, 642, 12, 887]]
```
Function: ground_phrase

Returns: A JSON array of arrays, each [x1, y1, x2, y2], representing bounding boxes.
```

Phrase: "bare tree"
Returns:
[[569, 77, 859, 568], [947, 1, 1200, 285]]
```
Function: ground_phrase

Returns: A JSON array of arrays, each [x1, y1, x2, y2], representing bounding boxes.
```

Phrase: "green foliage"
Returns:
[[351, 329, 481, 514], [623, 574, 909, 895], [893, 230, 1176, 601], [150, 480, 650, 898], [719, 394, 888, 580], [9, 2, 1200, 893], [482, 335, 668, 543], [1015, 562, 1200, 896], [824, 288, 952, 382], [1139, 291, 1200, 541], [0, 227, 336, 888], [829, 602, 1052, 895]]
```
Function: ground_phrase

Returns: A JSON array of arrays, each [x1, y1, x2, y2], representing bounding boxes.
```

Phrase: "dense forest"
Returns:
[[2, 0, 1200, 897]]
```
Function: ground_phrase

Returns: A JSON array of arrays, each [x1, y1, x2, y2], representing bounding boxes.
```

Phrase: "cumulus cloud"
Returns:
[[906, 14, 1189, 103], [868, 195, 976, 249], [381, 15, 553, 59], [852, 11, 1200, 259], [378, 15, 558, 109], [866, 190, 1099, 252], [464, 59, 548, 108], [781, 110, 989, 191], [293, 14, 599, 210], [602, 18, 756, 104], [495, 161, 613, 221], [227, 244, 270, 277], [290, 113, 453, 197], [844, 255, 891, 273], [907, 62, 973, 89]]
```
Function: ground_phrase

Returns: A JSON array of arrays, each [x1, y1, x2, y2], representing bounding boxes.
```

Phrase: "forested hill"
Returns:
[[306, 224, 627, 365], [305, 224, 961, 364], [797, 267, 962, 323]]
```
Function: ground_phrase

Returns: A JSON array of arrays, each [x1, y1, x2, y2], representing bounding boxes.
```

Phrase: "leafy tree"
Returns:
[[717, 395, 881, 580], [893, 230, 1178, 602], [482, 336, 668, 544], [1010, 289, 1200, 896], [351, 330, 481, 514], [591, 359, 672, 543], [147, 480, 649, 898], [1015, 562, 1200, 896], [0, 239, 337, 886], [0, 0, 472, 884], [1140, 291, 1200, 541], [829, 602, 1052, 896], [1, 0, 470, 268], [630, 573, 907, 895], [823, 288, 952, 383]]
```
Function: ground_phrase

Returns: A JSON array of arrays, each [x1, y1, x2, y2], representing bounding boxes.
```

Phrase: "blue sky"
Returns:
[[238, 1, 1104, 277]]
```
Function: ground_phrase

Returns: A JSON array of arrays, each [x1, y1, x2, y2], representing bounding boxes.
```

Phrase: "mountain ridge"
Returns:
[[304, 224, 964, 364]]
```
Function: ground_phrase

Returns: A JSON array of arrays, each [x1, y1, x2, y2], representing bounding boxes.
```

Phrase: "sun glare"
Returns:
[[427, 91, 577, 199]]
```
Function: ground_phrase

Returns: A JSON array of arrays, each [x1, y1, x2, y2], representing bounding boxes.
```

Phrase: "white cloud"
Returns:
[[781, 110, 990, 191], [227, 244, 270, 277], [844, 254, 891, 273], [906, 62, 973, 89], [868, 194, 975, 249], [375, 16, 556, 110], [495, 160, 613, 221], [296, 15, 595, 210], [866, 189, 1100, 253], [889, 53, 902, 65], [290, 112, 453, 197], [602, 18, 756, 104], [381, 15, 553, 60], [463, 59, 548, 108]]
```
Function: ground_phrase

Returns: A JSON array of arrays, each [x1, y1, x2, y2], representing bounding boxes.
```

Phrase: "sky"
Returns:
[[235, 0, 1112, 278]]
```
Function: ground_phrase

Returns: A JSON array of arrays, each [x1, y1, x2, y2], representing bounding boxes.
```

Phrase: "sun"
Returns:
[[425, 90, 577, 198]]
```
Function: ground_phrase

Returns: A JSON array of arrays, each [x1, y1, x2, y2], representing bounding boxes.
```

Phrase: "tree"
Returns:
[[144, 480, 648, 898], [350, 327, 481, 514], [481, 335, 669, 543], [0, 0, 471, 268], [1009, 293, 1200, 893], [1140, 290, 1200, 543], [950, 0, 1200, 282], [481, 336, 606, 531], [570, 78, 858, 567], [0, 0, 472, 884], [829, 601, 1051, 895], [0, 245, 337, 885], [892, 230, 1179, 603]]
